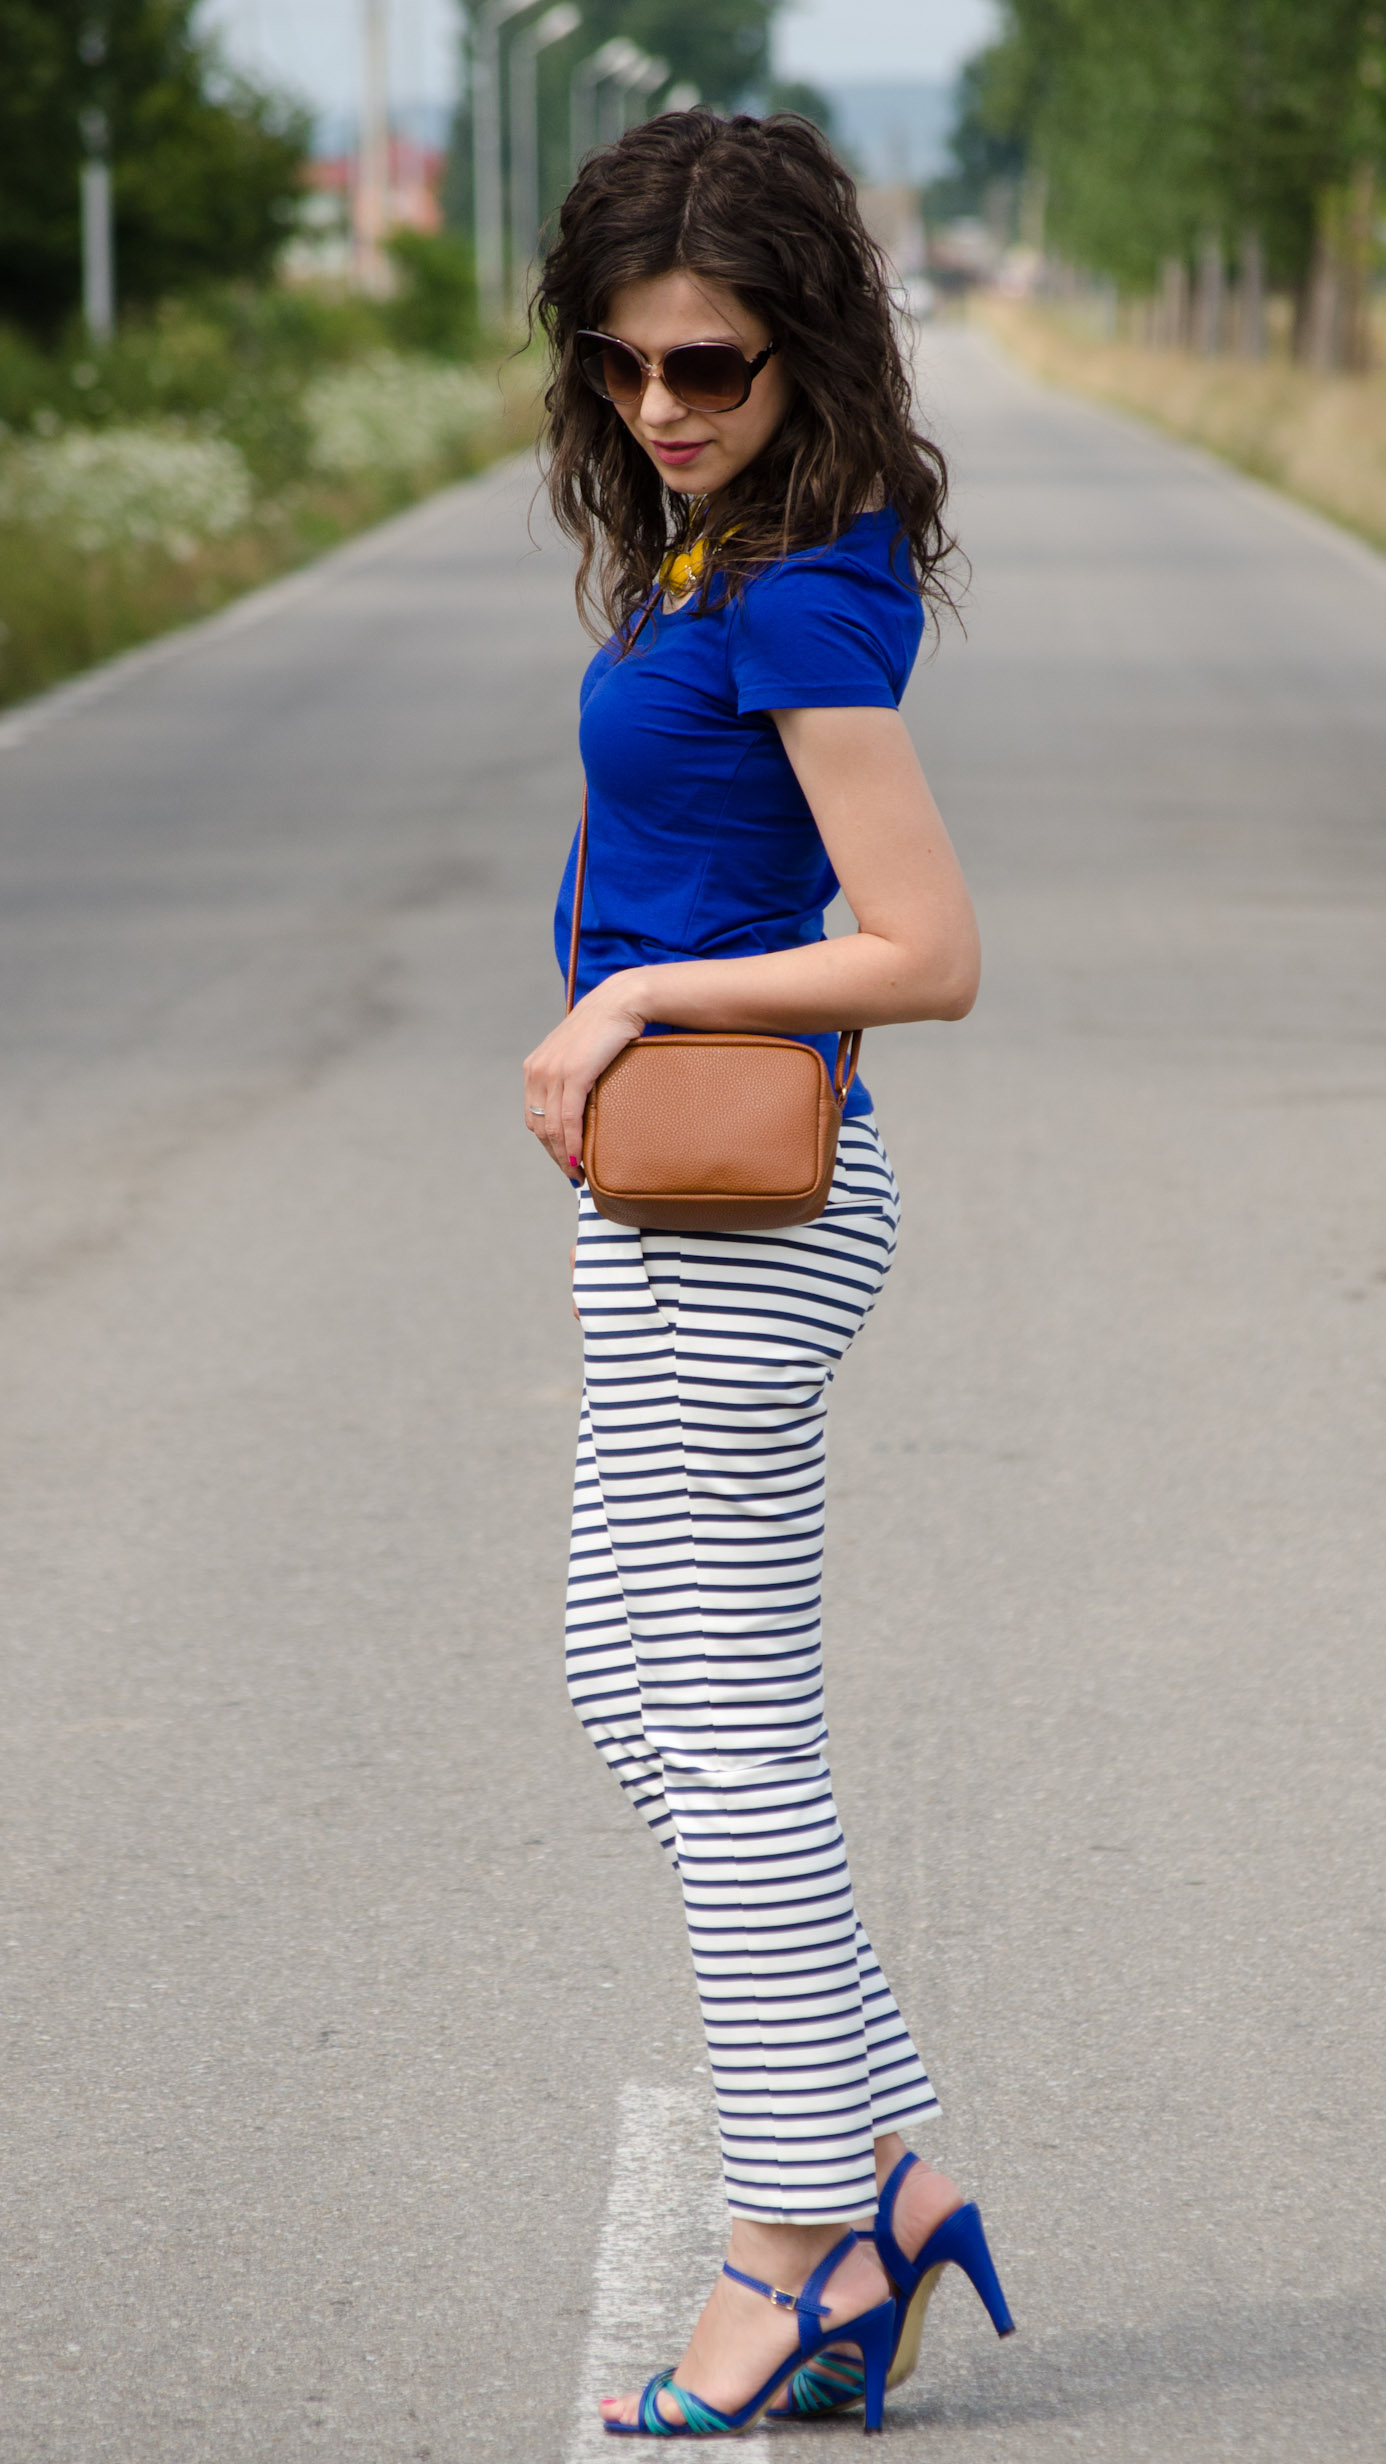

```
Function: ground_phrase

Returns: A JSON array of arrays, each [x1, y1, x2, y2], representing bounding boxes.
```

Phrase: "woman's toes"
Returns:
[[598, 2387, 684, 2429]]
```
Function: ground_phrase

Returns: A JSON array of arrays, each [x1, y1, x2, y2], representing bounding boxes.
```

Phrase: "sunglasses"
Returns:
[[575, 329, 778, 415]]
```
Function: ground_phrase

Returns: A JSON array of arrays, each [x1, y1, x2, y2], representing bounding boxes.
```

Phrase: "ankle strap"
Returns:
[[875, 2152, 921, 2292], [721, 2261, 831, 2318], [722, 2226, 865, 2353]]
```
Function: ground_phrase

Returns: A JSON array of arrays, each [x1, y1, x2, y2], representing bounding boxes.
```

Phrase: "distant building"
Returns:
[[284, 134, 446, 285]]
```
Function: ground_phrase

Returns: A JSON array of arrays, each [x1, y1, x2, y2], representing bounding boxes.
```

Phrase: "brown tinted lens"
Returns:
[[577, 332, 643, 404], [662, 343, 748, 412]]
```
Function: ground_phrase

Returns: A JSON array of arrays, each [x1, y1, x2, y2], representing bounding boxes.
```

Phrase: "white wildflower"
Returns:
[[0, 425, 253, 555], [303, 351, 494, 478]]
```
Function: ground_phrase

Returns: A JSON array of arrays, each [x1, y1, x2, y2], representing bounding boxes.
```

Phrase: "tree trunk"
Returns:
[[1300, 194, 1343, 370], [1019, 164, 1048, 254], [1235, 228, 1266, 358], [1192, 232, 1224, 355], [1339, 162, 1376, 374], [1159, 256, 1189, 349]]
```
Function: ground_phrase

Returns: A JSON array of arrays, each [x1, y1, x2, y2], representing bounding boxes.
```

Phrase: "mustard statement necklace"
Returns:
[[658, 496, 740, 598], [659, 533, 711, 596]]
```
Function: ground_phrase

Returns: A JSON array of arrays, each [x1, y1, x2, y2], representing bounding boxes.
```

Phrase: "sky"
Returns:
[[199, 0, 1000, 116], [779, 0, 999, 85]]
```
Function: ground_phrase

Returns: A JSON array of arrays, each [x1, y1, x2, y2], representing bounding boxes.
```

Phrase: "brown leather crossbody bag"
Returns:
[[567, 792, 862, 1232]]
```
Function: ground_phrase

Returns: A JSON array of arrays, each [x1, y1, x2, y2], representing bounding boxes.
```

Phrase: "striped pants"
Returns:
[[566, 1115, 940, 2223]]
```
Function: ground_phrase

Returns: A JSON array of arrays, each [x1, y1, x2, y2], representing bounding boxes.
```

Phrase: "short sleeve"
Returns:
[[727, 533, 920, 715]]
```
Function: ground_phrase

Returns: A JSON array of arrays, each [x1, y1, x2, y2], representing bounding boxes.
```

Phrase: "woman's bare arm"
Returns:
[[523, 706, 980, 1174]]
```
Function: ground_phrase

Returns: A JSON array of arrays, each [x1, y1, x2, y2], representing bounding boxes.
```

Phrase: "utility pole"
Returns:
[[358, 0, 391, 295], [509, 5, 581, 321], [474, 0, 539, 332], [78, 16, 114, 341]]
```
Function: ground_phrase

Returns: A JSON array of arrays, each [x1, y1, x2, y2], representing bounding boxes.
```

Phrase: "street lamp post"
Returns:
[[613, 52, 668, 138], [473, 0, 540, 330], [77, 16, 114, 342], [568, 37, 639, 179], [79, 112, 115, 342], [509, 4, 581, 320]]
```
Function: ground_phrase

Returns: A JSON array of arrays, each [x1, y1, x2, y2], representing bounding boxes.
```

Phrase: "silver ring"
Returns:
[[528, 1106, 546, 1116]]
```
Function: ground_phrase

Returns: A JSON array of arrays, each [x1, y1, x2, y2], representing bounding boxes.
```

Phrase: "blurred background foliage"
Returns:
[[0, 5, 519, 704], [960, 1, 1386, 312], [2, 0, 1381, 703], [0, 0, 804, 715], [0, 0, 311, 334]]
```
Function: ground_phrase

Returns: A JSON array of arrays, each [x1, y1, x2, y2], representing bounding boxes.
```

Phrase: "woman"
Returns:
[[524, 112, 1011, 2437]]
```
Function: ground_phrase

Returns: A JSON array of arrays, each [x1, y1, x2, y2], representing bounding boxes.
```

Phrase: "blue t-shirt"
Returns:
[[554, 505, 925, 1120]]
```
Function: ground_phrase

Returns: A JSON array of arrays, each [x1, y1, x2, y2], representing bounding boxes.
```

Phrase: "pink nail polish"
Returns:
[[569, 1155, 580, 1169]]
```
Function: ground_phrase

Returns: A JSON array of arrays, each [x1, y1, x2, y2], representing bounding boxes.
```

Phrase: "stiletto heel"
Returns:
[[603, 2229, 895, 2437], [849, 2292, 895, 2434], [771, 2153, 1015, 2419], [911, 2199, 1015, 2336], [878, 2157, 1014, 2392]]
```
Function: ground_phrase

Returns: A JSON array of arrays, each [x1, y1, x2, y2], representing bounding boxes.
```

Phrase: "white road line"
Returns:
[[565, 2083, 772, 2461]]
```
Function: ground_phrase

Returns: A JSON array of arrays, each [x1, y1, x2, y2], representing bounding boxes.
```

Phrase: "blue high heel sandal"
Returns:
[[769, 2155, 1015, 2421], [602, 2228, 896, 2437]]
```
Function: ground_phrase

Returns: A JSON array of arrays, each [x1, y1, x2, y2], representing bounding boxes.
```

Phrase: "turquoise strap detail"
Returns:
[[637, 2370, 731, 2434], [780, 2353, 867, 2417]]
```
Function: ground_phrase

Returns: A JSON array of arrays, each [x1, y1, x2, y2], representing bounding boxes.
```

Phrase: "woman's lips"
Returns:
[[651, 439, 709, 466]]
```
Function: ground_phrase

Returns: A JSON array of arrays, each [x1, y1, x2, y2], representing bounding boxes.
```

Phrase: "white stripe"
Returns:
[[566, 2083, 771, 2460], [566, 1124, 939, 2221]]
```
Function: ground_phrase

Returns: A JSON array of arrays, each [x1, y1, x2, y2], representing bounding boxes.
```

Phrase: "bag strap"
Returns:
[[565, 790, 862, 1107], [564, 790, 588, 1016], [834, 1027, 862, 1105]]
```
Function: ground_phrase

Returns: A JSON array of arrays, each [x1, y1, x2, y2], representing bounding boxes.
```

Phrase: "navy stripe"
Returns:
[[564, 1120, 940, 2221]]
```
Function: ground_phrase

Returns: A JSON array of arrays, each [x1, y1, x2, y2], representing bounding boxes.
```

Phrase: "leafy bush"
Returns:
[[0, 425, 253, 555], [386, 230, 479, 359], [0, 280, 538, 708], [0, 289, 408, 489], [0, 321, 56, 429], [302, 352, 495, 479]]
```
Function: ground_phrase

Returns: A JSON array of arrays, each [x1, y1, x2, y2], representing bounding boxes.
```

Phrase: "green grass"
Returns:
[[0, 436, 518, 707], [0, 265, 539, 709]]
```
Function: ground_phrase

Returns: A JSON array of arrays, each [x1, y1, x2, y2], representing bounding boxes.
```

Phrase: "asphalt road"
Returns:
[[1, 327, 1383, 2463]]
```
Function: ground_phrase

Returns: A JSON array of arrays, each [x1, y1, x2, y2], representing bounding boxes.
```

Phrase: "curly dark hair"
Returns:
[[534, 110, 957, 642]]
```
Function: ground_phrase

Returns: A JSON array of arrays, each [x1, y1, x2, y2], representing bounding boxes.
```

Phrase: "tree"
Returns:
[[386, 229, 478, 358], [970, 0, 1386, 320], [0, 1, 310, 335], [763, 79, 837, 143], [923, 51, 1027, 223]]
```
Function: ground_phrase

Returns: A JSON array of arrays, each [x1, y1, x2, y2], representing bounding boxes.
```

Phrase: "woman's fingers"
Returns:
[[562, 1081, 586, 1173], [523, 1049, 570, 1170], [524, 1053, 585, 1175], [547, 1077, 577, 1172], [530, 1072, 582, 1179], [525, 987, 642, 1179]]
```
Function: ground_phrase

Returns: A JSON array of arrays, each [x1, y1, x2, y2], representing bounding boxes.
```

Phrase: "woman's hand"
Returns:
[[523, 973, 650, 1177]]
